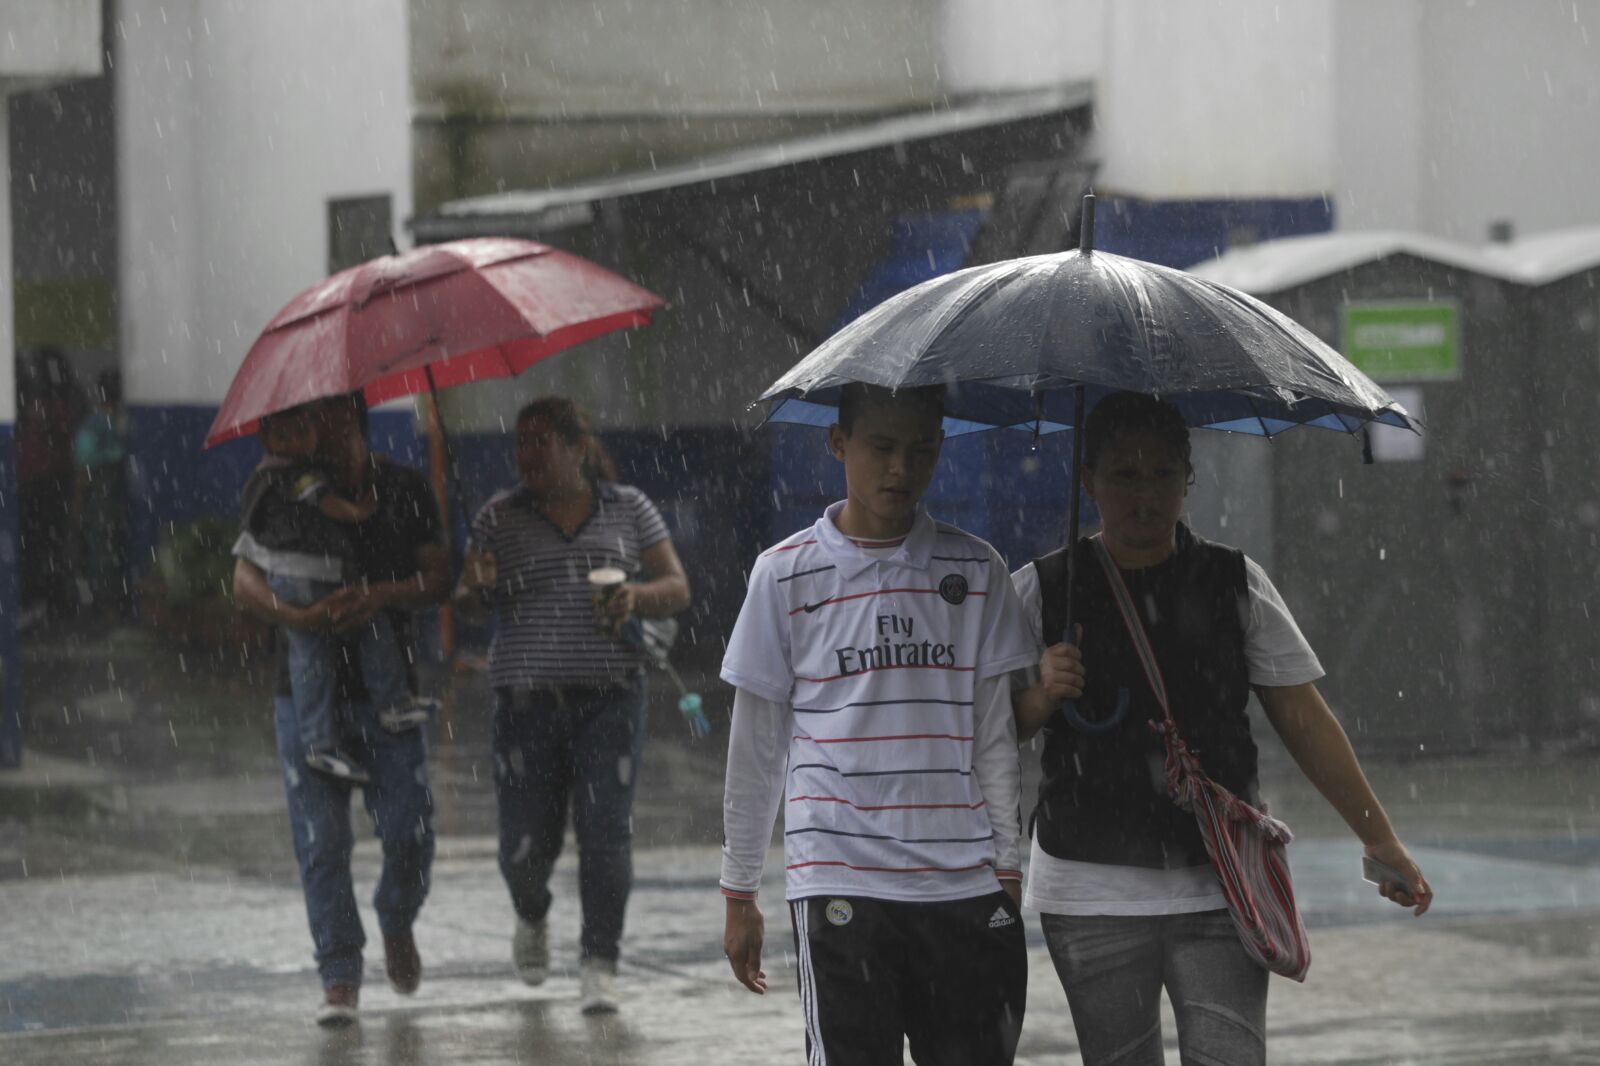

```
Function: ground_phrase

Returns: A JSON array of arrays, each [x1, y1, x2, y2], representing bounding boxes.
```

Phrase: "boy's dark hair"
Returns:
[[835, 383, 946, 435], [1082, 392, 1193, 476], [517, 395, 619, 483]]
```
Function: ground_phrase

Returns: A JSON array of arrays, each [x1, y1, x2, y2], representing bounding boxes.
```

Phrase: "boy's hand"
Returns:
[[1001, 880, 1022, 908], [724, 898, 768, 994], [1039, 640, 1086, 701]]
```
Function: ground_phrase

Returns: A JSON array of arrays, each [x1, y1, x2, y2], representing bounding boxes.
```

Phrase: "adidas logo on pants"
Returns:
[[790, 890, 1027, 1064]]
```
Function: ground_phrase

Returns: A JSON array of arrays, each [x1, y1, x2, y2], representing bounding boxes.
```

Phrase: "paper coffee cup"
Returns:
[[588, 567, 628, 630]]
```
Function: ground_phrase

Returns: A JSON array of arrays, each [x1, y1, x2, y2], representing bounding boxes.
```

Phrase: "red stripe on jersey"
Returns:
[[788, 794, 988, 811], [763, 540, 818, 556], [789, 586, 988, 616], [795, 733, 975, 744], [785, 860, 993, 874], [794, 663, 976, 684]]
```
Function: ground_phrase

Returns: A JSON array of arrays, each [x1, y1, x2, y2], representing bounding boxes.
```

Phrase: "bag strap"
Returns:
[[1090, 536, 1175, 728]]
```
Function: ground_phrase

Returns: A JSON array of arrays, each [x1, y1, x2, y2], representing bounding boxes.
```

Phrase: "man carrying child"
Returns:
[[232, 393, 449, 1025], [720, 384, 1036, 1065]]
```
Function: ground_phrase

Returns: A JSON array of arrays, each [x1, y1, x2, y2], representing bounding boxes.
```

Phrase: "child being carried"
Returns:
[[235, 406, 436, 784]]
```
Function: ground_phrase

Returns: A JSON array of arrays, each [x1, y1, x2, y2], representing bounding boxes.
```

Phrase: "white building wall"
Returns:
[[1093, 0, 1335, 200], [115, 1, 201, 408], [938, 0, 1084, 94], [1331, 0, 1424, 232], [116, 0, 413, 408], [1416, 0, 1600, 240], [0, 0, 101, 80], [960, 1, 1600, 242]]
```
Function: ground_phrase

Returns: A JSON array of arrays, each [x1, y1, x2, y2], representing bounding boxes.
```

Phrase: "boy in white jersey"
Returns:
[[720, 384, 1036, 1065]]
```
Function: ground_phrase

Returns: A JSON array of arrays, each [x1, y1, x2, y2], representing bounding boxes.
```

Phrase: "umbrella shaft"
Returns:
[[1062, 385, 1086, 644]]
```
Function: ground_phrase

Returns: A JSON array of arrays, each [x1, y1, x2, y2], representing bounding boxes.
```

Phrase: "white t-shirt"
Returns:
[[719, 503, 1036, 903], [1011, 553, 1324, 916]]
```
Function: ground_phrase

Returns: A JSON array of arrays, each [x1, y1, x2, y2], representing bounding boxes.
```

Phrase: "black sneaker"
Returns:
[[305, 749, 371, 784], [378, 696, 440, 734]]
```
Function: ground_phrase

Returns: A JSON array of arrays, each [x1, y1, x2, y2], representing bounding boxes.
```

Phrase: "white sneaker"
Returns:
[[378, 696, 440, 734], [579, 958, 619, 1014], [314, 983, 359, 1027], [512, 917, 549, 986], [304, 749, 370, 785]]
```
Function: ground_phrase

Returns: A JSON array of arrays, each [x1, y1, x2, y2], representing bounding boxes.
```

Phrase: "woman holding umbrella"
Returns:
[[1012, 391, 1432, 1065], [454, 396, 690, 1015]]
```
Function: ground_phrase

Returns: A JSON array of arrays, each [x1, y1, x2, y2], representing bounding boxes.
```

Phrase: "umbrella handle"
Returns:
[[1058, 688, 1131, 734]]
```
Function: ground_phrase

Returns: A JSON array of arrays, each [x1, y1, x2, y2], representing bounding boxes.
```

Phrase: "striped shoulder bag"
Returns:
[[1092, 536, 1312, 982]]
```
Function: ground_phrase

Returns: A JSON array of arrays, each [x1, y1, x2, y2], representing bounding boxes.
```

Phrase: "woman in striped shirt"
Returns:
[[455, 396, 690, 1014]]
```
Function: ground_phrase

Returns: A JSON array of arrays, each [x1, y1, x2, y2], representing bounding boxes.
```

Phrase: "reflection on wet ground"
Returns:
[[4, 630, 1600, 1062], [302, 1001, 646, 1066]]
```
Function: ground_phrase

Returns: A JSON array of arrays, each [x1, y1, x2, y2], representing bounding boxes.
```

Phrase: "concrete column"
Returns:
[[0, 102, 20, 767]]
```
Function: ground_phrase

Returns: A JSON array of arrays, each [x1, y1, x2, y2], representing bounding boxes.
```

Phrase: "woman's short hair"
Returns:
[[516, 396, 619, 483], [1082, 392, 1192, 475]]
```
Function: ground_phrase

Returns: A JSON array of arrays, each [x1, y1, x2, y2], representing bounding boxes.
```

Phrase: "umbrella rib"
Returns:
[[1245, 394, 1273, 438]]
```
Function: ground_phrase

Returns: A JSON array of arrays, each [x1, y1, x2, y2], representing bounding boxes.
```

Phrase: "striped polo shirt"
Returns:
[[721, 502, 1035, 902], [471, 481, 670, 688]]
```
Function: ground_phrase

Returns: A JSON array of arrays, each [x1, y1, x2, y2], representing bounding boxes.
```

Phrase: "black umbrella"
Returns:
[[757, 194, 1420, 730]]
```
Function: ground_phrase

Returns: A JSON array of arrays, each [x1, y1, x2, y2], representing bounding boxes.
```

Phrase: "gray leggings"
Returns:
[[1039, 910, 1267, 1066]]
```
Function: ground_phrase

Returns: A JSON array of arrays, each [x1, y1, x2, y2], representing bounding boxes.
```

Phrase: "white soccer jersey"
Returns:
[[720, 502, 1035, 902]]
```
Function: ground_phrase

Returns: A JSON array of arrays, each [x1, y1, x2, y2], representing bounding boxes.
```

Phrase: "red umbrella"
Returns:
[[203, 237, 665, 448]]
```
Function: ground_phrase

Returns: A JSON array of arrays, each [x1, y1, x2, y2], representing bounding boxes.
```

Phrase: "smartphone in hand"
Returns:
[[1361, 854, 1415, 894]]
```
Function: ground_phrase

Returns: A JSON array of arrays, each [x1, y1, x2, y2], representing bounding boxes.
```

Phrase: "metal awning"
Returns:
[[411, 83, 1093, 240]]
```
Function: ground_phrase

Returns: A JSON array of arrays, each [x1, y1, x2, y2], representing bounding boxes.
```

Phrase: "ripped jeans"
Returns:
[[274, 695, 434, 990], [1038, 910, 1267, 1066], [492, 677, 647, 963]]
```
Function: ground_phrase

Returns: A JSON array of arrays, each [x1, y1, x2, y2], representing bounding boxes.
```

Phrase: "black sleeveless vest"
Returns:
[[1031, 524, 1257, 869]]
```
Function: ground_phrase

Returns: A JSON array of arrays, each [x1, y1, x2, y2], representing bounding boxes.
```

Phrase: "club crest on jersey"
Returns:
[[939, 573, 968, 605], [824, 899, 854, 926]]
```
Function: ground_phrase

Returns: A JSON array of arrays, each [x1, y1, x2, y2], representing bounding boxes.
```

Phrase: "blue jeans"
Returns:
[[269, 573, 408, 753], [274, 695, 435, 990], [1038, 910, 1267, 1066], [493, 678, 647, 963]]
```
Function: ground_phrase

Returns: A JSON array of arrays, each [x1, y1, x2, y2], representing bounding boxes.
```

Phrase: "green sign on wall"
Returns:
[[1341, 302, 1459, 381]]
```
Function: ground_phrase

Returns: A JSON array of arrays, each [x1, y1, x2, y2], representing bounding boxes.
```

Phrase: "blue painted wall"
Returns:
[[0, 423, 20, 768], [1094, 195, 1334, 269], [836, 209, 987, 324]]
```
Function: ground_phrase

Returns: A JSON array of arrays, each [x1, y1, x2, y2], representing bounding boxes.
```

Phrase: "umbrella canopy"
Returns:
[[753, 195, 1420, 734], [758, 235, 1418, 439], [204, 238, 665, 447]]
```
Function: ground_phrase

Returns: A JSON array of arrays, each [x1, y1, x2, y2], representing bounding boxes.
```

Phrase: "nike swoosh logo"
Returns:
[[802, 601, 826, 613]]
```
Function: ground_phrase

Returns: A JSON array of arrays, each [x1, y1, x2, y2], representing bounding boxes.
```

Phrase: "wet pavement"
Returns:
[[3, 627, 1600, 1064]]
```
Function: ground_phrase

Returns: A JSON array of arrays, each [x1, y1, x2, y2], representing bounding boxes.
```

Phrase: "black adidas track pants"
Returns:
[[788, 890, 1027, 1065]]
